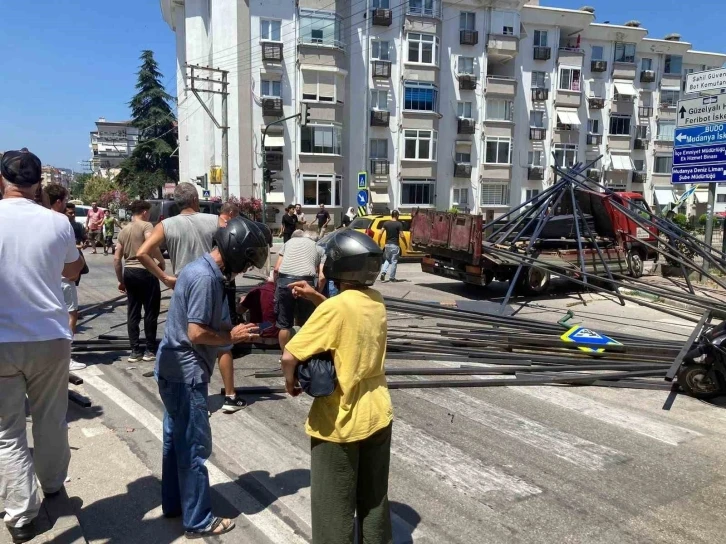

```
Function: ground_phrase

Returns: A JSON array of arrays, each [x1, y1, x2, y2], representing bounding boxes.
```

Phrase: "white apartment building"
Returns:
[[90, 118, 140, 179], [161, 0, 726, 226]]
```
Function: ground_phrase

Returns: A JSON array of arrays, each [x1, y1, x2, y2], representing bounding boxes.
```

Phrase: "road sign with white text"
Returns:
[[672, 164, 726, 184], [677, 94, 726, 127], [674, 124, 726, 148], [686, 68, 726, 95], [674, 144, 726, 166], [672, 124, 726, 184]]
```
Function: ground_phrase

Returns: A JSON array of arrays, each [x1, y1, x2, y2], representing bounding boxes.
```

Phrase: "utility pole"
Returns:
[[187, 64, 230, 200]]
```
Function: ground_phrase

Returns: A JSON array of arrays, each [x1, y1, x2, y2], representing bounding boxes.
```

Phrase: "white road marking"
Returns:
[[514, 386, 703, 446], [404, 388, 628, 470], [81, 372, 307, 544]]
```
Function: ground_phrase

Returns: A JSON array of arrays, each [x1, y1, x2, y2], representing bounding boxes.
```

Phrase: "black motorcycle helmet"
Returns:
[[213, 217, 270, 275], [319, 229, 383, 287]]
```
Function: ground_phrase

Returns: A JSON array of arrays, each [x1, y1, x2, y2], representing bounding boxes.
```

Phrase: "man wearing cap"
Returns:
[[0, 149, 84, 543]]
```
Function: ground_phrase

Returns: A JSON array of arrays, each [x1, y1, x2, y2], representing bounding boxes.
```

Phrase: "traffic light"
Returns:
[[263, 168, 278, 193], [301, 103, 310, 126]]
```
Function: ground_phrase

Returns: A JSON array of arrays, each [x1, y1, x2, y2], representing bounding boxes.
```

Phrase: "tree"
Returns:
[[71, 173, 92, 200], [117, 50, 178, 198], [82, 176, 116, 204]]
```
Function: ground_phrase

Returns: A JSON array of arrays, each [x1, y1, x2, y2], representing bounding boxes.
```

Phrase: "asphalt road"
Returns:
[[6, 252, 726, 544]]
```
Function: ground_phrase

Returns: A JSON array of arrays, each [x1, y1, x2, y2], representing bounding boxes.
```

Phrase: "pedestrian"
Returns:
[[114, 200, 165, 363], [44, 184, 87, 372], [237, 272, 279, 346], [315, 203, 331, 237], [341, 206, 356, 228], [0, 149, 84, 544], [102, 209, 120, 256], [281, 229, 392, 544], [379, 210, 408, 283], [273, 227, 325, 351], [65, 203, 87, 247], [295, 203, 307, 228], [281, 204, 298, 243], [85, 201, 104, 254], [218, 202, 239, 227], [156, 217, 269, 539]]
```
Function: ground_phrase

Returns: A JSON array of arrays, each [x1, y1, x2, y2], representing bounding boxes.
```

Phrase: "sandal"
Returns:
[[185, 517, 235, 539]]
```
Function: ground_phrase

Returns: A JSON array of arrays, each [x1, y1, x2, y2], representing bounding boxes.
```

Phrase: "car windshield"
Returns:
[[350, 218, 373, 229], [75, 207, 88, 217]]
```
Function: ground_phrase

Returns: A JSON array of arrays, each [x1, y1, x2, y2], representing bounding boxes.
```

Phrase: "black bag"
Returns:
[[296, 351, 337, 397]]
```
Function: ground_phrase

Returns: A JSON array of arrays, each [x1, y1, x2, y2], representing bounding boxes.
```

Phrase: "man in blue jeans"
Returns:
[[155, 217, 269, 538], [379, 210, 408, 282]]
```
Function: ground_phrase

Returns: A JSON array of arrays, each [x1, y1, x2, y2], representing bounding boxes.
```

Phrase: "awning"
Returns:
[[609, 154, 634, 171], [614, 81, 637, 96], [654, 189, 675, 205], [371, 191, 390, 204], [556, 109, 581, 126], [694, 189, 709, 203], [264, 135, 285, 148], [267, 192, 285, 204]]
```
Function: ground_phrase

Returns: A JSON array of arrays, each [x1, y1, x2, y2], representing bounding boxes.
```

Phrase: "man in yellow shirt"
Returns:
[[281, 229, 392, 544]]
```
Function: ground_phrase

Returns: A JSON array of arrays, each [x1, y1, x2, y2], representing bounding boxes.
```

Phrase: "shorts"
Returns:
[[62, 279, 79, 312], [275, 276, 316, 330], [88, 230, 101, 242], [104, 235, 114, 247]]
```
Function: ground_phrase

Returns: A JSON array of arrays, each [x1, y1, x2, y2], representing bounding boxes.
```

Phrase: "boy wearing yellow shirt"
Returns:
[[282, 229, 393, 544]]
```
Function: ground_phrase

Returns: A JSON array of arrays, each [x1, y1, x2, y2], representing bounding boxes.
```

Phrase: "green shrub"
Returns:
[[672, 213, 689, 229]]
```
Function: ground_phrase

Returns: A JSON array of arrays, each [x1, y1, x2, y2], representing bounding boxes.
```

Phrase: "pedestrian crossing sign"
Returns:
[[561, 326, 621, 353]]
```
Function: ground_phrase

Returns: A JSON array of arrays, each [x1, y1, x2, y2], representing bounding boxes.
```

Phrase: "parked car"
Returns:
[[73, 205, 107, 229], [350, 214, 424, 259]]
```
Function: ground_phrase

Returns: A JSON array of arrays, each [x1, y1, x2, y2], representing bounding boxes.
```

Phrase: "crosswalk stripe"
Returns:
[[404, 388, 628, 470]]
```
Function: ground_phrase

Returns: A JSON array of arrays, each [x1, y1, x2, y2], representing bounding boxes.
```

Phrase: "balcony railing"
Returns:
[[261, 42, 283, 61], [591, 60, 607, 72], [298, 36, 345, 50], [528, 166, 544, 180], [459, 74, 477, 90], [370, 159, 390, 176], [640, 70, 656, 83], [634, 138, 648, 150], [372, 60, 391, 79], [457, 117, 476, 134], [638, 106, 653, 117], [587, 133, 602, 146], [588, 97, 605, 109], [533, 46, 551, 60], [370, 109, 390, 127], [372, 8, 392, 26], [261, 98, 283, 116], [454, 162, 472, 177], [265, 151, 284, 171], [531, 88, 549, 102], [406, 1, 441, 18], [460, 30, 478, 45], [660, 102, 678, 110], [529, 127, 546, 141], [632, 171, 646, 184]]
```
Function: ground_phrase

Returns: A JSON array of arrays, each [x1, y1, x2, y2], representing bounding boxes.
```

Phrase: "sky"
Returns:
[[1, 0, 724, 171]]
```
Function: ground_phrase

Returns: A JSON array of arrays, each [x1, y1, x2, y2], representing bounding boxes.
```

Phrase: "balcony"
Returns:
[[640, 70, 656, 83], [459, 74, 477, 91], [588, 96, 605, 109], [638, 106, 653, 118], [632, 171, 646, 184], [555, 89, 582, 108], [587, 133, 602, 146], [533, 46, 551, 61], [591, 60, 607, 73], [261, 98, 283, 117], [457, 117, 476, 134], [406, 1, 441, 18], [531, 88, 549, 102], [372, 8, 392, 26], [529, 127, 546, 141], [460, 30, 478, 46], [261, 42, 283, 62], [370, 159, 390, 176], [634, 138, 648, 150], [528, 166, 544, 180], [660, 101, 678, 111], [608, 133, 632, 151], [487, 34, 519, 59], [612, 62, 637, 80], [557, 48, 584, 68], [370, 109, 390, 127], [454, 162, 472, 178], [661, 73, 681, 88], [265, 151, 284, 171], [486, 76, 517, 97], [372, 60, 391, 79]]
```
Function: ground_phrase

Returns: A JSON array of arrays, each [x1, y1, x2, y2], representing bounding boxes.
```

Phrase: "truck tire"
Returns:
[[520, 267, 551, 295], [677, 364, 723, 399], [627, 250, 644, 278]]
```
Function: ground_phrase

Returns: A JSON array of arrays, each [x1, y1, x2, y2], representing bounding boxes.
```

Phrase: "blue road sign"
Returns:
[[561, 326, 621, 354], [674, 143, 726, 166], [674, 124, 726, 148], [357, 189, 369, 206], [672, 164, 726, 184], [358, 172, 367, 189], [202, 189, 211, 198], [672, 123, 726, 184]]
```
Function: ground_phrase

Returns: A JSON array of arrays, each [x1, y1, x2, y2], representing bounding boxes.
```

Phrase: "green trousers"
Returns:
[[310, 423, 393, 544]]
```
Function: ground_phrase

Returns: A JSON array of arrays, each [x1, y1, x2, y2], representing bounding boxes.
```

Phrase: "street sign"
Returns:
[[202, 189, 211, 198], [358, 172, 367, 190], [677, 94, 726, 127], [672, 164, 726, 184], [674, 143, 726, 166], [685, 68, 726, 95], [672, 123, 726, 184], [674, 124, 726, 148], [357, 189, 369, 206], [561, 326, 621, 353]]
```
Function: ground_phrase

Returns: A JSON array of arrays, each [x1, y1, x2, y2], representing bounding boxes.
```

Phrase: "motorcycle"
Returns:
[[678, 321, 726, 399]]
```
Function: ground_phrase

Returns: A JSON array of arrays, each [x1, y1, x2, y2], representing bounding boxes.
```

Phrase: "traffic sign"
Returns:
[[561, 326, 621, 353], [686, 68, 726, 95], [677, 94, 726, 127], [672, 164, 726, 184], [357, 189, 369, 206], [358, 172, 367, 190], [674, 143, 726, 166], [674, 124, 726, 148], [202, 189, 211, 198]]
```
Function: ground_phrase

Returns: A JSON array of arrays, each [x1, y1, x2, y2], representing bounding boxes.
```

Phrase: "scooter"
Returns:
[[678, 321, 726, 399]]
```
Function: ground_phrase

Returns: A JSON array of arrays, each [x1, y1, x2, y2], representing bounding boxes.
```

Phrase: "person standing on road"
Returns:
[[0, 149, 85, 544], [65, 203, 87, 247], [379, 210, 408, 283], [85, 201, 104, 254], [295, 203, 307, 229], [102, 209, 120, 256], [155, 217, 268, 539], [341, 206, 356, 228], [281, 205, 298, 243], [315, 204, 331, 237], [281, 229, 392, 544], [114, 200, 165, 363]]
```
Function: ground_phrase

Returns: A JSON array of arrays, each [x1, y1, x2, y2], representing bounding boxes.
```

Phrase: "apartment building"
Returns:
[[161, 0, 726, 226], [41, 166, 74, 188], [90, 118, 140, 178]]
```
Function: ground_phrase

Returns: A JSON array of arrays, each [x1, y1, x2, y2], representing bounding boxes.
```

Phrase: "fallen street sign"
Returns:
[[674, 124, 726, 148], [686, 68, 726, 95], [674, 144, 726, 166], [677, 94, 726, 127], [672, 164, 726, 184], [561, 326, 621, 353]]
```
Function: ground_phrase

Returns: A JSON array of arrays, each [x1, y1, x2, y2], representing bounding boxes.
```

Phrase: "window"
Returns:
[[633, 159, 645, 171], [408, 0, 440, 17], [528, 150, 543, 166], [372, 0, 390, 7], [665, 55, 682, 74], [588, 119, 600, 133], [554, 144, 577, 167], [370, 139, 388, 158], [371, 40, 390, 61], [480, 184, 510, 206], [299, 10, 343, 48], [502, 25, 514, 35], [661, 90, 679, 107], [460, 12, 475, 30], [401, 179, 435, 205], [301, 71, 339, 102], [300, 125, 342, 154], [486, 99, 513, 121], [371, 89, 388, 110], [484, 136, 512, 164], [717, 194, 726, 203], [455, 151, 472, 165], [591, 46, 604, 61], [529, 110, 544, 128], [453, 188, 469, 206], [525, 189, 541, 201], [457, 101, 473, 118], [654, 156, 673, 173], [636, 124, 648, 139], [458, 56, 475, 75], [260, 79, 281, 97], [303, 174, 342, 206], [403, 130, 437, 160], [641, 91, 653, 107], [533, 30, 548, 47], [404, 82, 438, 112], [614, 42, 636, 63], [642, 58, 653, 71], [407, 33, 439, 65], [260, 19, 281, 41], [657, 121, 675, 141], [531, 71, 546, 89], [559, 67, 581, 91], [609, 115, 631, 136]]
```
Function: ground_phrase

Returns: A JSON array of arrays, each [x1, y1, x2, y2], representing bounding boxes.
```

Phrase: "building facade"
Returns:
[[41, 166, 74, 188], [161, 0, 726, 225], [90, 118, 140, 179]]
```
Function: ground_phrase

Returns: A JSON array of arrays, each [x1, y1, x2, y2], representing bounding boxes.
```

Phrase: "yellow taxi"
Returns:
[[350, 214, 425, 259]]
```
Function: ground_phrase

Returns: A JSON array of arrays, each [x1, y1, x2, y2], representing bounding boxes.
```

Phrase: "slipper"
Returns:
[[185, 517, 235, 539]]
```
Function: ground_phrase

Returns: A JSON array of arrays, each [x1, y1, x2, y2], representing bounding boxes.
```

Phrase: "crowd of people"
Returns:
[[0, 151, 395, 544]]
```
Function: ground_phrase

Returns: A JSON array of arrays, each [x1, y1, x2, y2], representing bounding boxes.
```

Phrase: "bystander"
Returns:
[[295, 203, 307, 228], [85, 202, 104, 254], [315, 204, 331, 236], [281, 205, 298, 243], [102, 209, 121, 256], [379, 210, 408, 283]]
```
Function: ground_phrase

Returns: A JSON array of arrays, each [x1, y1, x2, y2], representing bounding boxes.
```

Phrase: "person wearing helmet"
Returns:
[[154, 216, 269, 539], [280, 229, 393, 544]]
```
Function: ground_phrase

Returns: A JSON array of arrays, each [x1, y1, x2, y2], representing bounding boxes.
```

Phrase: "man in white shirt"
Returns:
[[0, 149, 84, 544]]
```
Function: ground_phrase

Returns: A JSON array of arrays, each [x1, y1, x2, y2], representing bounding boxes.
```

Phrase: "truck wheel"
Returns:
[[520, 267, 551, 295], [627, 250, 644, 278], [483, 271, 493, 286], [677, 364, 723, 399]]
